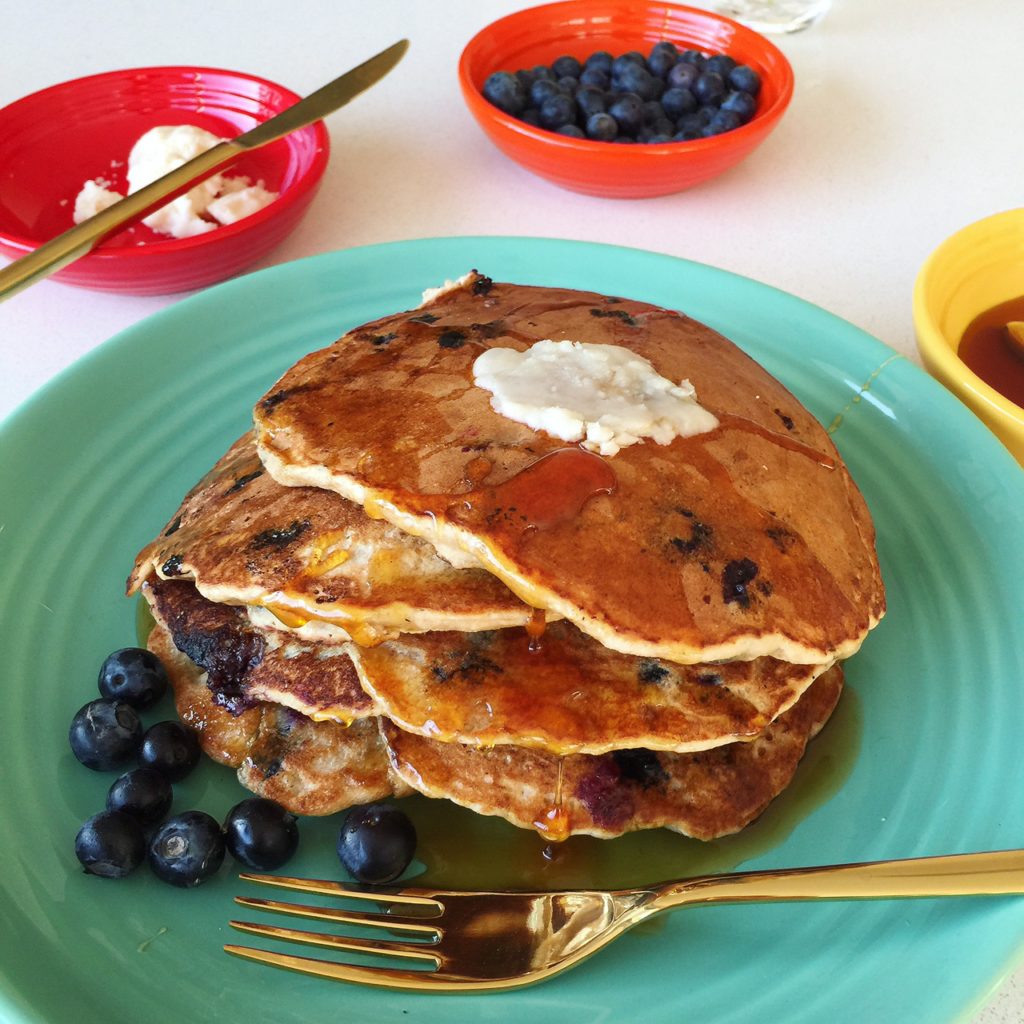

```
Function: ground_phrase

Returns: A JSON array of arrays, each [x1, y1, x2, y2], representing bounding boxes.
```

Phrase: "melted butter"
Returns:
[[414, 689, 862, 891], [304, 530, 351, 577]]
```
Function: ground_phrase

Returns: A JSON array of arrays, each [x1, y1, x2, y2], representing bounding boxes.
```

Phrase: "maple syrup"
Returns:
[[525, 607, 547, 652], [958, 298, 1024, 408]]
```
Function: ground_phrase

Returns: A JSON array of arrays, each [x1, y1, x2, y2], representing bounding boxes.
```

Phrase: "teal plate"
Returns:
[[1, 237, 1023, 1024]]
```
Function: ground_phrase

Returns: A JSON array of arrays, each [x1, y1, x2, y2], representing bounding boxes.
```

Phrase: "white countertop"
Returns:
[[1, 2, 1021, 1020]]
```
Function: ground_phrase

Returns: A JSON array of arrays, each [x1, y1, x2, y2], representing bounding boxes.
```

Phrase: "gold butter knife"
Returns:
[[0, 39, 409, 303]]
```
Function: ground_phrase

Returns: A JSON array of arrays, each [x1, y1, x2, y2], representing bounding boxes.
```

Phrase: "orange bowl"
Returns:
[[458, 0, 794, 198]]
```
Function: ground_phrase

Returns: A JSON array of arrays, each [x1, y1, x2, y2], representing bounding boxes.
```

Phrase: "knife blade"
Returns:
[[0, 39, 409, 303]]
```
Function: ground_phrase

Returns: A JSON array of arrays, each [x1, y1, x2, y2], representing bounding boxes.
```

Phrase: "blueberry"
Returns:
[[148, 811, 225, 887], [106, 767, 172, 825], [611, 53, 643, 79], [667, 61, 699, 90], [729, 64, 762, 96], [530, 78, 562, 107], [693, 71, 726, 106], [585, 50, 613, 74], [650, 116, 675, 136], [647, 133, 673, 144], [696, 104, 719, 125], [482, 71, 526, 116], [661, 86, 697, 120], [576, 85, 607, 118], [557, 75, 580, 96], [75, 810, 145, 878], [676, 112, 705, 134], [636, 126, 656, 143], [647, 41, 679, 78], [641, 100, 664, 124], [224, 798, 299, 871], [338, 804, 416, 885], [520, 108, 542, 127], [579, 66, 609, 89], [552, 54, 582, 79], [69, 698, 142, 771], [612, 61, 658, 100], [138, 721, 201, 782], [556, 124, 586, 138], [532, 64, 554, 81], [678, 49, 707, 69], [607, 92, 645, 134], [539, 93, 577, 130], [720, 89, 757, 123], [705, 54, 738, 79], [702, 109, 743, 136], [515, 68, 535, 90], [585, 112, 618, 141], [98, 647, 168, 710], [673, 129, 701, 142]]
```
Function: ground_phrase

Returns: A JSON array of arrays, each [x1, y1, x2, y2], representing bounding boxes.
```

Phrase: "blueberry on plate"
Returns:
[[224, 798, 299, 871], [98, 647, 168, 710], [148, 811, 225, 887], [482, 70, 526, 115], [76, 810, 146, 878], [338, 804, 417, 884], [729, 64, 762, 96], [69, 698, 142, 771], [138, 720, 201, 782], [106, 767, 173, 825]]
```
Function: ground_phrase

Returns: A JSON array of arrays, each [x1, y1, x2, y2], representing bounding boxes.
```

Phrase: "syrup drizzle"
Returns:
[[712, 412, 836, 469], [534, 759, 571, 842], [525, 607, 547, 652]]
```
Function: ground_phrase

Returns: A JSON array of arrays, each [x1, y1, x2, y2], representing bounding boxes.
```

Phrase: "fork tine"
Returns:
[[228, 920, 439, 962], [239, 872, 442, 910], [233, 896, 440, 934], [224, 946, 474, 989]]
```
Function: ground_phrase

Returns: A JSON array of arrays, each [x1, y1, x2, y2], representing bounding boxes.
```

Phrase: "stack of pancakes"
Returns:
[[128, 273, 884, 842]]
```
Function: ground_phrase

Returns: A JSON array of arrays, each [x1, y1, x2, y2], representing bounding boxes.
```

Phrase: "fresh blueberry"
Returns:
[[556, 124, 586, 138], [667, 61, 700, 90], [338, 804, 417, 885], [75, 810, 145, 878], [585, 50, 613, 74], [557, 75, 580, 95], [224, 798, 299, 871], [612, 61, 658, 100], [611, 53, 643, 79], [676, 112, 706, 135], [148, 811, 225, 887], [69, 698, 142, 771], [693, 71, 726, 106], [705, 54, 738, 79], [515, 68, 535, 90], [532, 64, 555, 81], [521, 108, 542, 127], [552, 54, 583, 79], [647, 40, 679, 77], [539, 93, 577, 130], [721, 89, 757, 123], [647, 133, 673, 144], [648, 77, 666, 100], [650, 116, 675, 136], [661, 86, 697, 120], [579, 66, 609, 89], [585, 112, 618, 141], [607, 92, 645, 134], [697, 104, 719, 125], [702, 109, 743, 136], [636, 126, 656, 143], [576, 85, 607, 118], [530, 77, 562, 107], [729, 64, 762, 96], [137, 721, 201, 782], [673, 128, 701, 142], [106, 767, 173, 825], [678, 49, 707, 69], [482, 71, 526, 115], [641, 99, 664, 124], [98, 647, 168, 710]]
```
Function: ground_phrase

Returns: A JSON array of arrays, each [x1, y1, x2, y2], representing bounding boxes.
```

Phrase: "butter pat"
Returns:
[[473, 340, 719, 456], [72, 179, 123, 222]]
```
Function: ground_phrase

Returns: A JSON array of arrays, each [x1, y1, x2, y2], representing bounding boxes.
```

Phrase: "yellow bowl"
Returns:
[[913, 208, 1024, 465]]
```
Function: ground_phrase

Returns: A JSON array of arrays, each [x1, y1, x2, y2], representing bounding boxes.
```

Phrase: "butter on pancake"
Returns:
[[254, 273, 884, 666], [349, 622, 827, 755], [128, 433, 542, 643], [382, 665, 843, 841]]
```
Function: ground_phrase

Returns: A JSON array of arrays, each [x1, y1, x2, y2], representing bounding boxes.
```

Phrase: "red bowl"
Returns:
[[0, 66, 330, 295], [459, 0, 794, 198]]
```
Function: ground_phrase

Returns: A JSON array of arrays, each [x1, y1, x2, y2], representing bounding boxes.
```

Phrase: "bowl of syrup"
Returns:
[[913, 208, 1024, 466]]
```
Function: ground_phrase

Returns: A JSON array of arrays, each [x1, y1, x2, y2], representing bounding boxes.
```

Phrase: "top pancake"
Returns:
[[254, 273, 885, 665], [127, 433, 536, 644]]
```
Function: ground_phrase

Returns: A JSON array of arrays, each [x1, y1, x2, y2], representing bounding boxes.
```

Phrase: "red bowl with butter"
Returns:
[[0, 66, 329, 295], [459, 0, 794, 198]]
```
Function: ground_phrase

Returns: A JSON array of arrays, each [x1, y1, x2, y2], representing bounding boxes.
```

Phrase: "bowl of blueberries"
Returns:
[[459, 0, 794, 197]]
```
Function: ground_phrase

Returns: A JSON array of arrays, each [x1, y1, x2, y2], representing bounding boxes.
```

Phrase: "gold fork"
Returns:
[[225, 848, 1024, 991]]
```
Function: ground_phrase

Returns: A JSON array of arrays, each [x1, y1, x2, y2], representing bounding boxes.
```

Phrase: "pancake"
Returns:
[[143, 576, 376, 724], [148, 617, 407, 815], [253, 273, 884, 666], [128, 433, 540, 645], [349, 622, 828, 755], [381, 664, 844, 841]]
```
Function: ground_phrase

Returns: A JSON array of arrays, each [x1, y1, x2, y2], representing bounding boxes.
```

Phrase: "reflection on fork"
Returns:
[[226, 849, 1024, 992]]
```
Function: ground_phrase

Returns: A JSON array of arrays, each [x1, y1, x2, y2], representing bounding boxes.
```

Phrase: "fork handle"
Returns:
[[652, 849, 1024, 911]]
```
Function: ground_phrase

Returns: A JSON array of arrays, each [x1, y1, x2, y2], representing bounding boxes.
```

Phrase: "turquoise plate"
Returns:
[[1, 238, 1022, 1024]]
